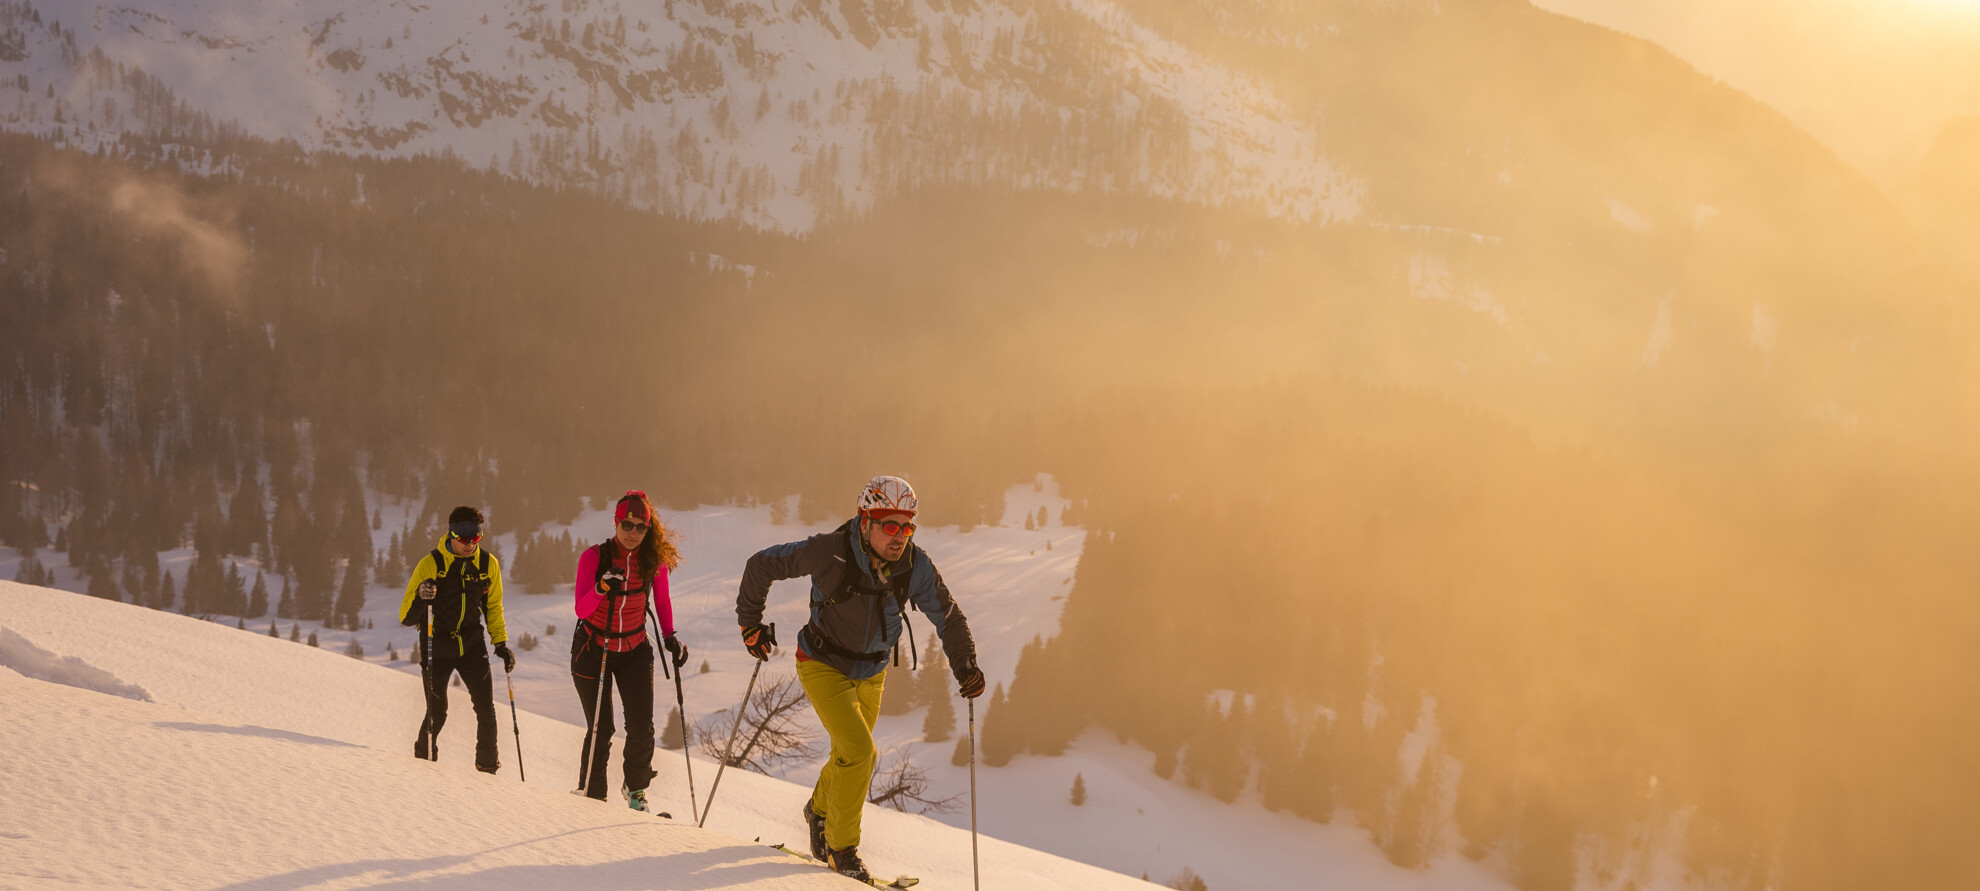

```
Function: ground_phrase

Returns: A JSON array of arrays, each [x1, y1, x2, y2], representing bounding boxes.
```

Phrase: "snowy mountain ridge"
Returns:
[[0, 0, 1362, 231]]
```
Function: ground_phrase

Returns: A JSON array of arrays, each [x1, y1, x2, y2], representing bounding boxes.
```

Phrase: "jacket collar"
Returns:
[[841, 516, 912, 584]]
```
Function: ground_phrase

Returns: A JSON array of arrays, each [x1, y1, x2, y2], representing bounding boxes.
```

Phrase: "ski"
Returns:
[[767, 842, 919, 888]]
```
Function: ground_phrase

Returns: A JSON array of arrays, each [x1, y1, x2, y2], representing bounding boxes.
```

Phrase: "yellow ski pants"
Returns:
[[798, 657, 886, 850]]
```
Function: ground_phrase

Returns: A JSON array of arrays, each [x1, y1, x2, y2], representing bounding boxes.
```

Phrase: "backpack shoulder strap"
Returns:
[[592, 540, 617, 588]]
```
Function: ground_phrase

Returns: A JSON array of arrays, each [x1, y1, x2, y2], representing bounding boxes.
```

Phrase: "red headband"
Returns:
[[616, 490, 651, 523]]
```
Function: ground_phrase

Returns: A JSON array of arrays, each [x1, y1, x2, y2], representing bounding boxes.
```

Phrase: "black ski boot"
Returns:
[[826, 845, 871, 883], [803, 803, 828, 861]]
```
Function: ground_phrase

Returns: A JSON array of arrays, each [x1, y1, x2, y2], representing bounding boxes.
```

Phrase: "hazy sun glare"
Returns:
[[1533, 0, 1980, 184]]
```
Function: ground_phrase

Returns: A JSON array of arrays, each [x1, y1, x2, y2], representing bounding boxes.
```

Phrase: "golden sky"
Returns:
[[1530, 0, 1980, 187]]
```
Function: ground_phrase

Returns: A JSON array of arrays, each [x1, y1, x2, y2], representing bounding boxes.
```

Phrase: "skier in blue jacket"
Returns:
[[736, 476, 985, 883]]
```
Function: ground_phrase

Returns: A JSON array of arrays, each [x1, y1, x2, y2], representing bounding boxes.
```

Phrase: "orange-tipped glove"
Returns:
[[953, 656, 985, 699], [741, 623, 777, 661]]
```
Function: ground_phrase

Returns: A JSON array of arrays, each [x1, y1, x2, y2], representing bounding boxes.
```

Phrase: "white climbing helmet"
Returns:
[[856, 475, 918, 517]]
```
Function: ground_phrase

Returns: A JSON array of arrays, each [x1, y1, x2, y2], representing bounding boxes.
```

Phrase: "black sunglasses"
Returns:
[[618, 519, 650, 534]]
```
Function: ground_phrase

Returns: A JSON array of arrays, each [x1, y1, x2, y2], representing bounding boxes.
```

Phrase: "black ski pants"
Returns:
[[415, 650, 500, 772], [572, 635, 656, 799]]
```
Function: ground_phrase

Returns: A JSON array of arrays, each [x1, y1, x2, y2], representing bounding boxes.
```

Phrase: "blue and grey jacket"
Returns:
[[737, 517, 976, 681]]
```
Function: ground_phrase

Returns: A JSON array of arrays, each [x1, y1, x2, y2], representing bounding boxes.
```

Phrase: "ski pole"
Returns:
[[650, 600, 697, 823], [699, 624, 770, 828], [576, 624, 612, 795], [969, 696, 980, 891], [423, 601, 438, 762], [577, 552, 631, 796], [503, 662, 526, 782]]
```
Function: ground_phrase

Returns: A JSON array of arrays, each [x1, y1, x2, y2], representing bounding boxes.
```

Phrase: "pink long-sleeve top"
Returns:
[[574, 543, 673, 652]]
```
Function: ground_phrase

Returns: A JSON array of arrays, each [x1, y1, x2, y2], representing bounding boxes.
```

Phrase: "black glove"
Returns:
[[741, 623, 776, 661], [953, 656, 985, 699], [663, 634, 689, 670], [493, 642, 516, 673], [416, 580, 437, 600], [598, 569, 626, 593]]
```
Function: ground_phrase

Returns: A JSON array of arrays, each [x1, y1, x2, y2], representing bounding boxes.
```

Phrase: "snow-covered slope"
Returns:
[[0, 0, 1360, 231], [0, 581, 1147, 890], [2, 478, 1521, 890]]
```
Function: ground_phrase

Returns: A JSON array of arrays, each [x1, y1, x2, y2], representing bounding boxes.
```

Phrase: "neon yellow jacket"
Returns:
[[398, 536, 507, 659]]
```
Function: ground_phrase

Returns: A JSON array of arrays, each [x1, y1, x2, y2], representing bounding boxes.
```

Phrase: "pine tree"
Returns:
[[247, 571, 269, 618], [1070, 772, 1087, 806], [156, 571, 178, 612], [1037, 506, 1048, 527], [306, 630, 319, 647], [289, 622, 301, 642], [338, 476, 373, 567], [184, 549, 222, 616], [223, 562, 247, 616], [269, 485, 303, 574], [914, 640, 947, 709], [880, 658, 917, 715], [1381, 743, 1440, 869], [334, 560, 367, 629], [275, 575, 294, 618], [660, 705, 687, 750], [980, 683, 1015, 767], [1183, 696, 1247, 803], [1289, 717, 1337, 823], [1024, 512, 1035, 530], [699, 659, 710, 674], [951, 731, 971, 767], [268, 621, 279, 638], [228, 473, 266, 557], [292, 540, 334, 621], [1166, 866, 1208, 891], [14, 552, 48, 586], [386, 530, 405, 581], [85, 557, 118, 600], [1210, 696, 1251, 804], [923, 684, 956, 742]]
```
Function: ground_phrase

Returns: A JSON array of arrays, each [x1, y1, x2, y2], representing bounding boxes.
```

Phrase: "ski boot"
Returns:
[[803, 803, 829, 861], [827, 845, 872, 883], [623, 784, 649, 812]]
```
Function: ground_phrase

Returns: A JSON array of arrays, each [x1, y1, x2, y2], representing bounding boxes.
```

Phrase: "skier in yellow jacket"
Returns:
[[398, 505, 513, 772]]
